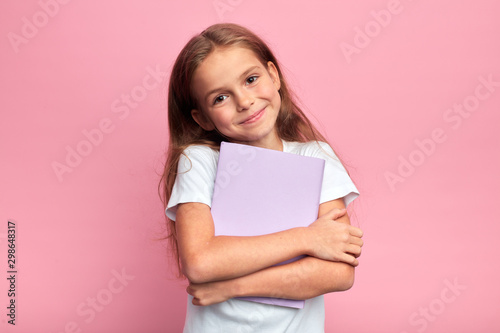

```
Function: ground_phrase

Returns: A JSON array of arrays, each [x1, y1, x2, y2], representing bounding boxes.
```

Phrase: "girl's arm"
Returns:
[[176, 199, 362, 284], [186, 199, 361, 306]]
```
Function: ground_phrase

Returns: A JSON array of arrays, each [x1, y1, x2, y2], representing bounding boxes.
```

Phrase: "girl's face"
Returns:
[[191, 46, 282, 150]]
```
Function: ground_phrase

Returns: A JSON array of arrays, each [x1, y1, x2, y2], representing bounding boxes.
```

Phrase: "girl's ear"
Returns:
[[191, 109, 215, 131], [267, 61, 281, 91]]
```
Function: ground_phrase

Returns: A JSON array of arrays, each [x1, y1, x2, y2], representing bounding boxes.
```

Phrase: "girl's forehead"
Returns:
[[197, 46, 264, 76]]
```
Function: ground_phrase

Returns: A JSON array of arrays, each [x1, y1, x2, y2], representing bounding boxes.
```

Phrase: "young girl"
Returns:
[[160, 23, 363, 332]]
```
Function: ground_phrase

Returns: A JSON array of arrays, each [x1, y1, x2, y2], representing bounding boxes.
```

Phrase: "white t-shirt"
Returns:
[[166, 140, 359, 333]]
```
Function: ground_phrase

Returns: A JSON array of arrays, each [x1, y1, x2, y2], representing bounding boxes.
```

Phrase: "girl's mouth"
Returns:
[[240, 108, 265, 124]]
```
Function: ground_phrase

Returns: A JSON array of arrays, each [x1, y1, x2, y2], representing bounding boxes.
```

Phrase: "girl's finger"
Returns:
[[348, 226, 363, 238], [346, 244, 362, 257]]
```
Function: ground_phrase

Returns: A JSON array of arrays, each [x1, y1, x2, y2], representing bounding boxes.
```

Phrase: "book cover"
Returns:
[[211, 142, 325, 308]]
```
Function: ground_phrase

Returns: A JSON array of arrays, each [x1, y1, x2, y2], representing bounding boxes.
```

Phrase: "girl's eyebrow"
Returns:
[[204, 65, 261, 102]]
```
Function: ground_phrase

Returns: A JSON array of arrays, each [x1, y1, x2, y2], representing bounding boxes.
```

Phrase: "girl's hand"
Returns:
[[306, 208, 363, 266], [187, 280, 235, 306]]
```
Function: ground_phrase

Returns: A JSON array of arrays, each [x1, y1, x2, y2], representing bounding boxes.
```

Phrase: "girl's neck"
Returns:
[[232, 132, 283, 152]]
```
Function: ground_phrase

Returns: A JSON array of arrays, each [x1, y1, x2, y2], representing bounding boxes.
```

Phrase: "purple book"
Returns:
[[211, 142, 325, 308]]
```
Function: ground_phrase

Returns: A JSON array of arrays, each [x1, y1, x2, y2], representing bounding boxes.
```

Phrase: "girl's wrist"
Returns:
[[228, 275, 246, 298], [298, 226, 314, 257]]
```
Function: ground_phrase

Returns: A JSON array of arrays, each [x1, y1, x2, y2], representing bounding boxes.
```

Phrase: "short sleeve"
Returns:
[[314, 142, 359, 206], [165, 145, 219, 221]]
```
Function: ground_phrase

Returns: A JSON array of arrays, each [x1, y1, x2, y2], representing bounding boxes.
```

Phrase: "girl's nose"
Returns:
[[236, 90, 254, 111]]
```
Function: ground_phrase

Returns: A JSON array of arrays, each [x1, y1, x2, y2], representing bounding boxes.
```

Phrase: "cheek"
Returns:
[[210, 107, 234, 125], [259, 81, 280, 103], [268, 86, 282, 110]]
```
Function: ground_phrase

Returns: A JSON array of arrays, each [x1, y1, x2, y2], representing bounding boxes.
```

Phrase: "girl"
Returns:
[[160, 23, 363, 332]]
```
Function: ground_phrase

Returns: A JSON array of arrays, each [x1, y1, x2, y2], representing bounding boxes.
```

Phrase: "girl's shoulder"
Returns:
[[178, 144, 220, 172], [283, 140, 338, 160], [182, 144, 219, 156]]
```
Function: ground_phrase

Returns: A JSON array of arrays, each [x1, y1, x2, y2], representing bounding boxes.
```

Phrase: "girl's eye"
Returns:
[[213, 95, 227, 105], [246, 76, 258, 85]]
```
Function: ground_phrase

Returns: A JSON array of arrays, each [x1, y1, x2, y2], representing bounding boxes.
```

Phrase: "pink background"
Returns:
[[1, 0, 499, 332]]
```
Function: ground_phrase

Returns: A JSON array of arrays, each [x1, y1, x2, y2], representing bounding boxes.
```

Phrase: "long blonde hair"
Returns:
[[160, 23, 330, 275]]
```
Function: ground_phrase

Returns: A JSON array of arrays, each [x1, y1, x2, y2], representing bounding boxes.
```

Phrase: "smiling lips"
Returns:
[[240, 108, 265, 124]]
